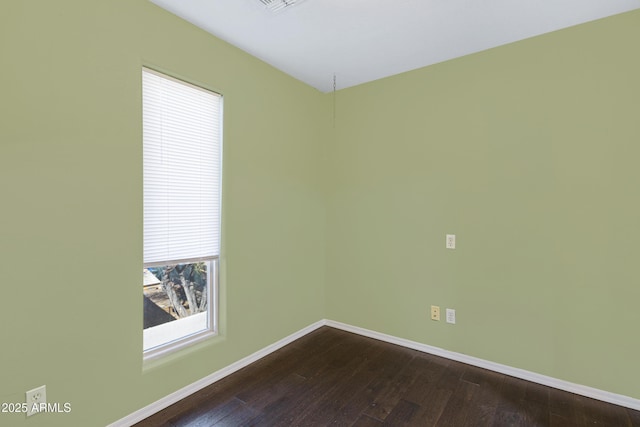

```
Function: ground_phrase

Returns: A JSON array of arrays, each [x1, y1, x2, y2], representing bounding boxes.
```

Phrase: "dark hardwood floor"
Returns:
[[135, 327, 640, 426]]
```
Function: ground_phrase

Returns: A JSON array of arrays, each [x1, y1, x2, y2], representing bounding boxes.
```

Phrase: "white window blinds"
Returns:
[[143, 68, 222, 264]]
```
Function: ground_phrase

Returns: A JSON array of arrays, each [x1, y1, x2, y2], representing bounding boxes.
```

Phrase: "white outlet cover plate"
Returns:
[[26, 385, 46, 417], [446, 308, 456, 324], [446, 234, 456, 249]]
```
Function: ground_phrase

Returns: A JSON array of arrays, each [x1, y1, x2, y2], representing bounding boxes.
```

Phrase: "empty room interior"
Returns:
[[1, 0, 639, 425]]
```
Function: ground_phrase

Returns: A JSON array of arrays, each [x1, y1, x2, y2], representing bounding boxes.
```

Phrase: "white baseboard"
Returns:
[[107, 320, 325, 427], [325, 319, 640, 412], [110, 318, 640, 426]]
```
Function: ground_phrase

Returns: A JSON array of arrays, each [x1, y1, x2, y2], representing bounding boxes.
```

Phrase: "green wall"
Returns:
[[1, 1, 638, 425], [326, 10, 640, 400], [0, 1, 326, 425]]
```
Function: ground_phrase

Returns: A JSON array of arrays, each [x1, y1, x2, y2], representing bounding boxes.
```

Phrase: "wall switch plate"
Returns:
[[26, 385, 46, 416], [430, 305, 440, 321], [446, 308, 456, 324], [446, 234, 456, 249]]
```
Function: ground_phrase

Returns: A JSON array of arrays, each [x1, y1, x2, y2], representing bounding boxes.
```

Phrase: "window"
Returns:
[[142, 68, 222, 358]]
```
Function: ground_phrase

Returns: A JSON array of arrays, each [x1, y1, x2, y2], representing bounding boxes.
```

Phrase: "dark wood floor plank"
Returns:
[[460, 364, 503, 387], [238, 394, 300, 426], [435, 359, 469, 393], [525, 381, 551, 405], [132, 327, 639, 427], [170, 397, 243, 427], [491, 408, 530, 427], [286, 338, 385, 425], [549, 387, 587, 427], [299, 343, 388, 425], [239, 372, 308, 413], [628, 407, 640, 427], [520, 381, 551, 426], [363, 355, 429, 421], [212, 403, 258, 426], [264, 336, 385, 425], [580, 395, 632, 427], [498, 374, 529, 402], [351, 414, 384, 427], [382, 398, 420, 425], [521, 398, 550, 426], [489, 374, 533, 427], [329, 345, 417, 425], [235, 328, 346, 403], [402, 356, 449, 405], [401, 360, 455, 426], [406, 386, 453, 427], [490, 375, 532, 427], [550, 412, 577, 427], [462, 370, 505, 427], [435, 379, 478, 427]]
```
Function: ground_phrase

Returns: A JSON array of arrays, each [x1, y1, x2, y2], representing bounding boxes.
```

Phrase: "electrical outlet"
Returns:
[[430, 305, 440, 321], [446, 308, 456, 324], [446, 234, 456, 249], [26, 385, 46, 417]]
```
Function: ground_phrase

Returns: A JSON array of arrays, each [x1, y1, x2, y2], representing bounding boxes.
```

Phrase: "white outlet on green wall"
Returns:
[[25, 385, 46, 416], [446, 234, 455, 249], [446, 308, 456, 324]]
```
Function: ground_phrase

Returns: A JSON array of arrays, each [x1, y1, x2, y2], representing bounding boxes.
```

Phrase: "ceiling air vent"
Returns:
[[258, 0, 306, 12]]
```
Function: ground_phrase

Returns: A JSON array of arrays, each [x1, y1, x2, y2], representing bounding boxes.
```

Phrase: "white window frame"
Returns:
[[142, 67, 222, 360]]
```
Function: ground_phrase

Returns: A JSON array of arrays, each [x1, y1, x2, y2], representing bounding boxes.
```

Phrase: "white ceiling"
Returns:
[[150, 0, 640, 92]]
